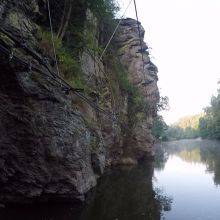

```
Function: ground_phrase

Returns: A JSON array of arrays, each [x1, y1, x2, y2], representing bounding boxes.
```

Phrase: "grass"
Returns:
[[39, 29, 86, 90]]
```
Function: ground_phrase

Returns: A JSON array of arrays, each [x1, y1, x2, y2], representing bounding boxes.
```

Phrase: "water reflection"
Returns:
[[155, 139, 220, 220], [0, 163, 172, 220], [80, 164, 172, 220], [3, 139, 220, 220], [158, 139, 220, 185], [0, 204, 82, 220], [154, 144, 169, 171]]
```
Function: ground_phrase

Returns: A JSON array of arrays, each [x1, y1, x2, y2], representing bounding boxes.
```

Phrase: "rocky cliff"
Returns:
[[0, 0, 159, 205], [115, 18, 159, 160]]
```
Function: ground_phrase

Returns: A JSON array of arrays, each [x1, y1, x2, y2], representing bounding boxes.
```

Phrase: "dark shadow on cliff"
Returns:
[[0, 163, 172, 220]]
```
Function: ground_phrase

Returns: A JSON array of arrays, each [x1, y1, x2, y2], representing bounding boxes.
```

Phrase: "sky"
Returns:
[[118, 0, 220, 124]]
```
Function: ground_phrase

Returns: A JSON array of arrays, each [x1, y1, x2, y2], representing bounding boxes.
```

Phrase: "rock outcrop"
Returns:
[[0, 0, 159, 205], [115, 18, 159, 161]]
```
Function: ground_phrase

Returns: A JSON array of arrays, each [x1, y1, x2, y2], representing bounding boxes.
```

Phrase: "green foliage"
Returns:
[[89, 133, 101, 151], [153, 97, 169, 140], [109, 58, 133, 93], [58, 48, 81, 76], [198, 89, 220, 139], [39, 0, 121, 91], [174, 113, 204, 130], [112, 58, 147, 110], [165, 125, 200, 140], [152, 115, 168, 141], [39, 30, 61, 54], [199, 117, 211, 138], [157, 96, 170, 111], [86, 0, 121, 57], [107, 55, 149, 128], [116, 63, 148, 117], [39, 30, 85, 89], [66, 17, 103, 56], [165, 114, 204, 140], [108, 56, 135, 94], [127, 92, 148, 128], [87, 0, 119, 23]]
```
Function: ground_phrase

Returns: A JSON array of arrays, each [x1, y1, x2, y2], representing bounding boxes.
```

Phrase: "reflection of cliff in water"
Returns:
[[80, 163, 172, 220], [0, 163, 172, 220], [158, 139, 220, 185], [154, 144, 169, 170]]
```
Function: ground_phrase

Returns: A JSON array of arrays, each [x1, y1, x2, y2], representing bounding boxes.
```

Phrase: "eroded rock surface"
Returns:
[[115, 18, 159, 161], [0, 1, 159, 205]]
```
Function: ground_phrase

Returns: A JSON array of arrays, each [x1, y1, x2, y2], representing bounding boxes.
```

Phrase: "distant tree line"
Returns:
[[165, 114, 202, 140], [152, 115, 201, 141], [152, 86, 220, 141], [165, 125, 200, 140]]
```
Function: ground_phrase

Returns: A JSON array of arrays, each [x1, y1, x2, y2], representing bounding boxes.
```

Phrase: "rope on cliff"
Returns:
[[133, 0, 147, 83], [0, 41, 124, 127], [95, 0, 133, 117], [47, 0, 60, 76], [84, 46, 117, 114], [98, 0, 133, 62], [0, 30, 99, 109]]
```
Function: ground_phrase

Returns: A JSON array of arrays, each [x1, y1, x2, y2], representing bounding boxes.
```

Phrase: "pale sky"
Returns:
[[118, 0, 220, 124]]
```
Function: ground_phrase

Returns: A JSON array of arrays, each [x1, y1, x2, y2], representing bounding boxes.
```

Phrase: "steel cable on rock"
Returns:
[[0, 0, 131, 128], [0, 28, 98, 106], [46, 0, 61, 76], [0, 41, 120, 126], [98, 0, 133, 62], [44, 1, 118, 120], [133, 0, 145, 77]]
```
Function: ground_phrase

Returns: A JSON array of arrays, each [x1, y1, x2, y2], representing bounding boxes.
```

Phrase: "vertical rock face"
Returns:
[[0, 1, 97, 204], [0, 1, 159, 205], [115, 18, 159, 160]]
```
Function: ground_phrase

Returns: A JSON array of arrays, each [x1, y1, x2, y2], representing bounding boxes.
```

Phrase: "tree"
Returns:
[[198, 87, 220, 139], [57, 0, 73, 40], [157, 96, 170, 111], [199, 117, 209, 138], [152, 115, 168, 140]]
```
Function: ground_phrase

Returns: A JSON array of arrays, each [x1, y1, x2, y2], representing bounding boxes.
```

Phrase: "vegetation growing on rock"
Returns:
[[0, 0, 159, 204]]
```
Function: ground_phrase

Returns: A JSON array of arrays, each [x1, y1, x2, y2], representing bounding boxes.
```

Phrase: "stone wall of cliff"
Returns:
[[114, 18, 159, 161], [0, 0, 159, 205]]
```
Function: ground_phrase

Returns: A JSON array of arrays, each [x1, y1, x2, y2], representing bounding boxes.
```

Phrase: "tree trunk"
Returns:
[[57, 0, 72, 40], [59, 3, 72, 40]]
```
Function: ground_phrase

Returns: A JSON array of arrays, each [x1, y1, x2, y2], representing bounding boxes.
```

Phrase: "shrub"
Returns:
[[39, 29, 85, 89]]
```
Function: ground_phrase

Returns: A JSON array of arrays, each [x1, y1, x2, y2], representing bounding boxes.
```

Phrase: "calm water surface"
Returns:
[[154, 139, 220, 220], [1, 139, 220, 220]]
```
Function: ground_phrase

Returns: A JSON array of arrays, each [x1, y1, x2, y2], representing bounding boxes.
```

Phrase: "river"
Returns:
[[154, 139, 220, 220], [1, 139, 220, 220]]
